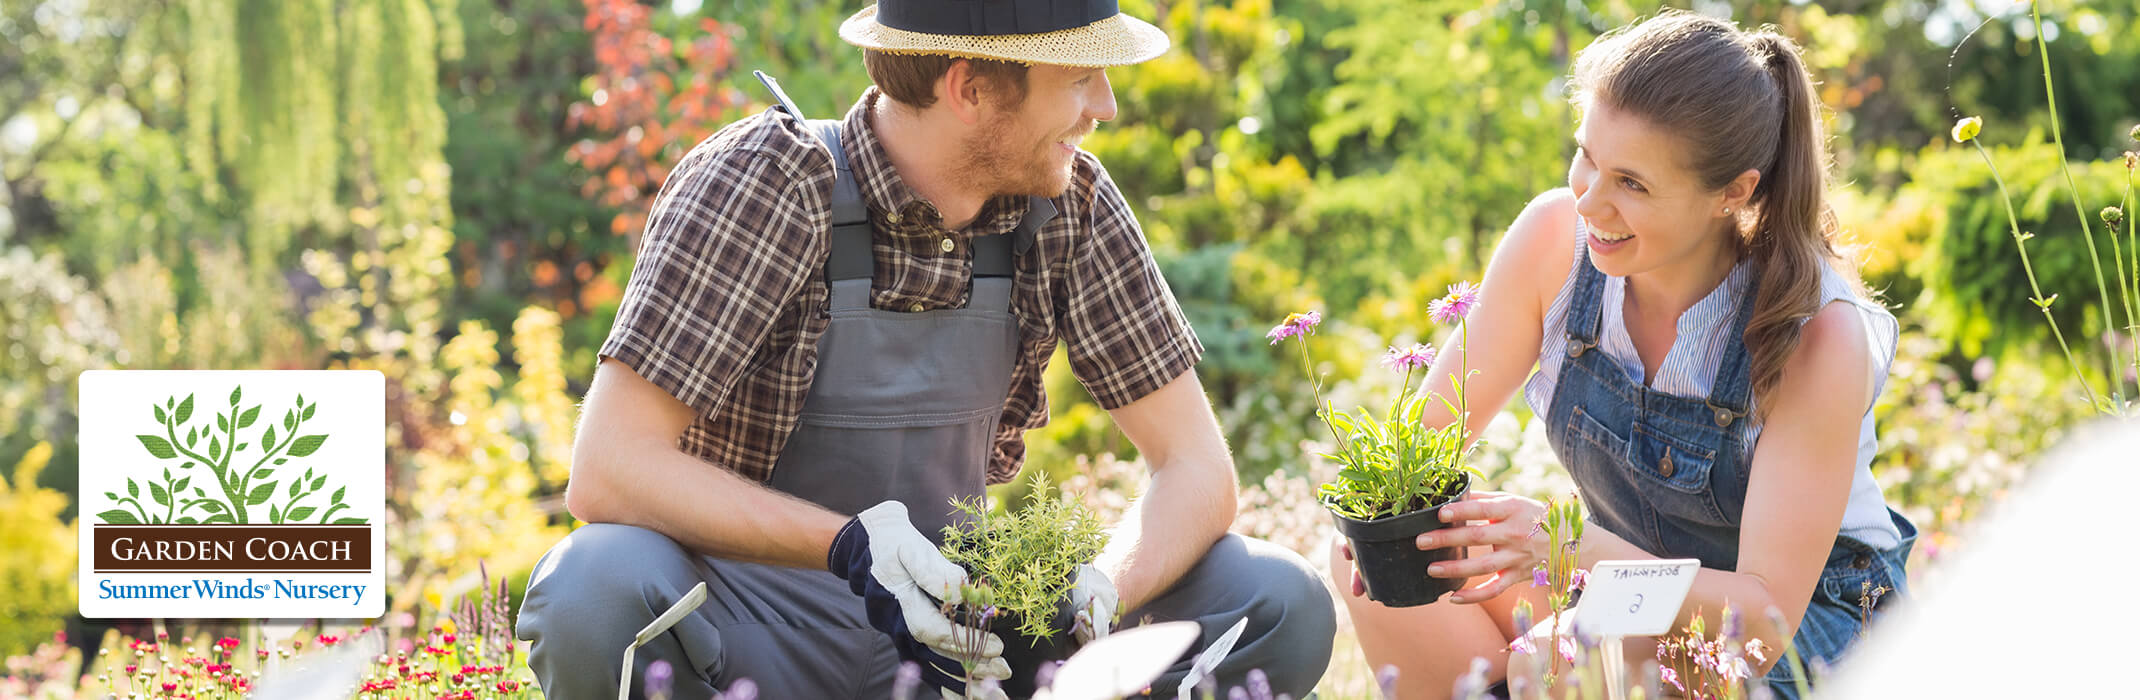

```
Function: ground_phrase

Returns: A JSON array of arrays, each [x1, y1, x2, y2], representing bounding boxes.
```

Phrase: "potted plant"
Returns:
[[937, 475, 1110, 697], [1270, 281, 1485, 607]]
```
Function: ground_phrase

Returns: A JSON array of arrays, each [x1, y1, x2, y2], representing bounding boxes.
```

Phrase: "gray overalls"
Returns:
[[515, 112, 1336, 698]]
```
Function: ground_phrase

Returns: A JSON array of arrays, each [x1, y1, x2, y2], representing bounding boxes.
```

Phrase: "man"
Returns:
[[514, 1, 1335, 697]]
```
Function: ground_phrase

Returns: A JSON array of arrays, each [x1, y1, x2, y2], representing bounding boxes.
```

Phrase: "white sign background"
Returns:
[[78, 370, 384, 618], [1571, 558, 1702, 638]]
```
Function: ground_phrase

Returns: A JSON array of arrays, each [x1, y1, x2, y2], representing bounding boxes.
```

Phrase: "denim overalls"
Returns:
[[1541, 246, 1917, 697]]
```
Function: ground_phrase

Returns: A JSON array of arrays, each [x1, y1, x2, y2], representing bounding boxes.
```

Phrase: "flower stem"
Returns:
[[1299, 337, 1344, 449], [1973, 140, 2104, 410], [2031, 0, 2124, 412]]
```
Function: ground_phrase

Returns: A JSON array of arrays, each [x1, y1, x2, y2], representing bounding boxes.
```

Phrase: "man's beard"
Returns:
[[955, 112, 1086, 199]]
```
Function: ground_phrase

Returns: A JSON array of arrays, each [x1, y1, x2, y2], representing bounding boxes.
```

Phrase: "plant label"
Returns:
[[1571, 559, 1701, 638], [78, 371, 385, 618]]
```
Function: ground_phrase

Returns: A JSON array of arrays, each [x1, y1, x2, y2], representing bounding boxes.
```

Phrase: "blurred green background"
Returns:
[[2, 0, 2134, 660]]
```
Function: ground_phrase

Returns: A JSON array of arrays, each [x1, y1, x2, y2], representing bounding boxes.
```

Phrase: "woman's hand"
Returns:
[[1417, 490, 1551, 604]]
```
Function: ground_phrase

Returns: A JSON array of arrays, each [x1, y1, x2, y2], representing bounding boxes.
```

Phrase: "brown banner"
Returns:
[[92, 525, 371, 573]]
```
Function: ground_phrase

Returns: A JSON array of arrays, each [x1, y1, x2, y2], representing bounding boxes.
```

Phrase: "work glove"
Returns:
[[827, 501, 1011, 697], [1067, 563, 1119, 645]]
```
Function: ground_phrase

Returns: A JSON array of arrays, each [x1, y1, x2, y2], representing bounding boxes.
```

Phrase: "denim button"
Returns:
[[1713, 407, 1732, 426], [1659, 450, 1676, 477], [1567, 342, 1585, 358], [1852, 554, 1871, 569]]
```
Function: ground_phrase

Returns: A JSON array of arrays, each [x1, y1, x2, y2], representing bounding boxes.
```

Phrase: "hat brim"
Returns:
[[840, 5, 1170, 68]]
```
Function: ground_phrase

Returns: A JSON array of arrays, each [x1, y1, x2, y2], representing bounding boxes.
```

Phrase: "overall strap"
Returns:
[[1564, 221, 1610, 355], [809, 119, 875, 284], [1704, 268, 1761, 427]]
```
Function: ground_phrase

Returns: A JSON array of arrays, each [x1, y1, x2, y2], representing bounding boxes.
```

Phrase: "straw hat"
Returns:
[[840, 1, 1170, 68]]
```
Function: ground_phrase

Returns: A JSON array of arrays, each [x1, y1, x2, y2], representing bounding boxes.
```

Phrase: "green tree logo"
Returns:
[[97, 385, 367, 525]]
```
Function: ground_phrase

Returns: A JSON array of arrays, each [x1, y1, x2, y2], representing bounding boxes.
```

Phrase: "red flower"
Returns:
[[162, 682, 178, 692], [496, 680, 522, 692], [442, 633, 456, 644], [317, 634, 340, 647], [452, 673, 467, 685]]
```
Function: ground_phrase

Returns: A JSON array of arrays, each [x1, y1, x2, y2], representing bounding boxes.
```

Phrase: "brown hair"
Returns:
[[862, 49, 1029, 109], [1571, 11, 1860, 419]]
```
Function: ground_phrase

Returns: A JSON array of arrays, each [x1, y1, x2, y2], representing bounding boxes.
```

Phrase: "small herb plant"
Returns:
[[1274, 281, 1486, 521], [937, 475, 1110, 642]]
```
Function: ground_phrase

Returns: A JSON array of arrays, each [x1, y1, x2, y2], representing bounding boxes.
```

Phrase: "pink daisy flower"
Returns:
[[1265, 311, 1323, 344], [1380, 343, 1437, 371], [1428, 280, 1481, 325]]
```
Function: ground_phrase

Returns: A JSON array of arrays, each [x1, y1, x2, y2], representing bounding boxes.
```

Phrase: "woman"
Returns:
[[1332, 12, 1915, 699]]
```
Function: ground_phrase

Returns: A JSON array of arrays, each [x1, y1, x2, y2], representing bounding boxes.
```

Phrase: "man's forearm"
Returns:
[[566, 439, 849, 570], [1095, 456, 1237, 612]]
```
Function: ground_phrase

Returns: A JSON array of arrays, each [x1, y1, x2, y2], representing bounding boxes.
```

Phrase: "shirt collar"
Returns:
[[841, 88, 1028, 237]]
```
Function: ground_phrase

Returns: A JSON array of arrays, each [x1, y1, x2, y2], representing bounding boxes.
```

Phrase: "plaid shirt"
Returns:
[[599, 88, 1202, 484]]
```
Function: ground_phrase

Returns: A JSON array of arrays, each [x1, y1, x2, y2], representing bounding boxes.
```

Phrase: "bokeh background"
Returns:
[[3, 0, 2136, 694]]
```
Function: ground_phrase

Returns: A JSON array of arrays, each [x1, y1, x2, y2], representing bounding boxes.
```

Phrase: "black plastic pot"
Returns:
[[984, 599, 1078, 699], [1328, 474, 1472, 607]]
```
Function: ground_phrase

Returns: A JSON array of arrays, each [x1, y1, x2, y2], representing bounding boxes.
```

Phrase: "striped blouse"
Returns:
[[1524, 223, 1903, 550]]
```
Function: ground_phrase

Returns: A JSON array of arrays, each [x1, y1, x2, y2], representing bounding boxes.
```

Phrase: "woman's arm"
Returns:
[[1569, 301, 1872, 672], [1415, 188, 1578, 438]]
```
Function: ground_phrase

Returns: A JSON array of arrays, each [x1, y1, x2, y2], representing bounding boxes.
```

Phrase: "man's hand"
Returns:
[[1068, 563, 1119, 645], [827, 501, 1010, 694]]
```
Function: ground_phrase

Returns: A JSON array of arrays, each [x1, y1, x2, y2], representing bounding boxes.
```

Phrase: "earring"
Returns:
[[1723, 207, 1734, 216]]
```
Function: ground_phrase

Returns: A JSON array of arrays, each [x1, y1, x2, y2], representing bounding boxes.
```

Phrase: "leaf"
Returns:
[[193, 487, 207, 498], [179, 461, 193, 471], [332, 486, 346, 504], [127, 479, 139, 498], [104, 491, 117, 500], [150, 483, 170, 506], [217, 413, 229, 433], [263, 426, 277, 451], [175, 395, 194, 424], [155, 404, 167, 425], [238, 405, 260, 428], [288, 506, 316, 522], [302, 404, 316, 420], [210, 438, 222, 462], [249, 483, 277, 505], [229, 385, 242, 406], [199, 501, 224, 513], [284, 413, 294, 431], [175, 477, 191, 492], [136, 435, 177, 459], [177, 517, 198, 525], [205, 514, 234, 524], [186, 427, 198, 448], [235, 443, 249, 452], [288, 435, 328, 457], [98, 510, 139, 525], [270, 504, 282, 524], [274, 458, 286, 465], [288, 479, 300, 497], [252, 469, 273, 482], [332, 517, 366, 525], [312, 476, 327, 491]]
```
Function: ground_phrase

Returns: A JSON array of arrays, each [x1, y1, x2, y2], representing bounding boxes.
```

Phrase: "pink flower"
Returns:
[[1661, 666, 1684, 692], [1558, 636, 1577, 664], [1508, 635, 1537, 655], [1266, 311, 1323, 344], [1571, 568, 1588, 590], [1380, 343, 1437, 371], [1428, 281, 1481, 325]]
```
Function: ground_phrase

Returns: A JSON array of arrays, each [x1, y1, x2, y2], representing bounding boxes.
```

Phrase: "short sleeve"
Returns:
[[597, 143, 829, 416], [1057, 162, 1203, 409]]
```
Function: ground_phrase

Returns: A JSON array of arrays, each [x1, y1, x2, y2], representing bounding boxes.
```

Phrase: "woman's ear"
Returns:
[[1720, 168, 1760, 216]]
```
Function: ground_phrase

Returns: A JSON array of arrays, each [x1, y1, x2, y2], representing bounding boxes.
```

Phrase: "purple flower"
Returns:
[[646, 659, 673, 700], [1381, 343, 1437, 371], [1265, 311, 1322, 344], [1571, 568, 1587, 591], [1428, 281, 1481, 325], [1034, 660, 1059, 689], [1661, 666, 1684, 692], [1533, 567, 1549, 588], [718, 678, 757, 700], [1558, 636, 1578, 665], [1376, 665, 1401, 700], [891, 661, 921, 700], [1248, 668, 1273, 700], [1508, 635, 1537, 655]]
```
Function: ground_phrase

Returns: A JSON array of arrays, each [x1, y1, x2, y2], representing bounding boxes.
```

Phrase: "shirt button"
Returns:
[[940, 237, 955, 253], [909, 303, 925, 313]]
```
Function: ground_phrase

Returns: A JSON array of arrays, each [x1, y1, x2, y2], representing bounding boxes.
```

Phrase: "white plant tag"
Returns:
[[1571, 559, 1702, 638]]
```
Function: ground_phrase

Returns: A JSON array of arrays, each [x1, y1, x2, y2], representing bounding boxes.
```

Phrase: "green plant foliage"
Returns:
[[939, 475, 1109, 642]]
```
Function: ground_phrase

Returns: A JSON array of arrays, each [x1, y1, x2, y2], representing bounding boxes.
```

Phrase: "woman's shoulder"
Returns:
[[1489, 188, 1581, 319]]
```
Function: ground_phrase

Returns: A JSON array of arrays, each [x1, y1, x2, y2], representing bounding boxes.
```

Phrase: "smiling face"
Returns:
[[958, 63, 1116, 197], [1567, 100, 1744, 279]]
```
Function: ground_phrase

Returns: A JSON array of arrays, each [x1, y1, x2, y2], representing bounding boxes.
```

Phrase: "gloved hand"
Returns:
[[1067, 563, 1119, 645], [827, 501, 1011, 696]]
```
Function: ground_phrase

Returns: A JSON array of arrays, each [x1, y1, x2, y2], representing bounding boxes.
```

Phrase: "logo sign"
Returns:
[[78, 371, 384, 618], [1571, 559, 1702, 638]]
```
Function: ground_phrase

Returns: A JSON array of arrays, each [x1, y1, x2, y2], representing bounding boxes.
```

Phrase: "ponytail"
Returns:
[[1742, 32, 1839, 420]]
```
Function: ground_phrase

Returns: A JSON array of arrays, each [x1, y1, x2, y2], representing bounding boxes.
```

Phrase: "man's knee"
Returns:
[[1234, 536, 1338, 679], [516, 524, 703, 655]]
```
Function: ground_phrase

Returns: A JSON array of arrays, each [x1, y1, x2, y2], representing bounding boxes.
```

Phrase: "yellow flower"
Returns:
[[1952, 116, 1982, 143]]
